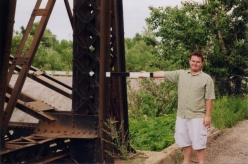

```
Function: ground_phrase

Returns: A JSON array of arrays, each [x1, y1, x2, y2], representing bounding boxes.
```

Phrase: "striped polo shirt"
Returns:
[[164, 69, 215, 118]]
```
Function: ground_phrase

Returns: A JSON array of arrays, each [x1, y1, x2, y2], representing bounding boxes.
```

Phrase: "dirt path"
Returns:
[[205, 120, 248, 163]]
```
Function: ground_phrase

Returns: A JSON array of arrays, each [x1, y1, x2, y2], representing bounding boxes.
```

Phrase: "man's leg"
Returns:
[[175, 117, 192, 164], [183, 146, 193, 164], [189, 118, 207, 164], [196, 148, 206, 164]]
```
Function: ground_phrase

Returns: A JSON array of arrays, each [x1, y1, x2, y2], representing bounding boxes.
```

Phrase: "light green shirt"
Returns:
[[164, 70, 215, 118]]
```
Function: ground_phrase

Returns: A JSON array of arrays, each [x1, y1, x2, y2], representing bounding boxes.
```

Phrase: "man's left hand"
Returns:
[[203, 116, 211, 126]]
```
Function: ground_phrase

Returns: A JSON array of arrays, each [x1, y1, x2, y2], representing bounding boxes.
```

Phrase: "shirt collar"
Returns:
[[187, 69, 202, 76]]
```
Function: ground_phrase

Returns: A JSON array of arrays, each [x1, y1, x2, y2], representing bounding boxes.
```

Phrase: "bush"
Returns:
[[212, 96, 248, 130], [128, 78, 177, 118], [129, 115, 176, 151]]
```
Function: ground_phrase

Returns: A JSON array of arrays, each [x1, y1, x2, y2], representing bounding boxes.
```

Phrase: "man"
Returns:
[[151, 52, 215, 164]]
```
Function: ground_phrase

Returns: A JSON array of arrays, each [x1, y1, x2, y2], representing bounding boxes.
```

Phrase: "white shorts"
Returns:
[[174, 116, 207, 150]]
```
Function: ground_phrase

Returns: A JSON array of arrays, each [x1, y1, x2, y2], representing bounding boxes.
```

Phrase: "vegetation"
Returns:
[[128, 79, 178, 117], [129, 114, 176, 151], [211, 96, 248, 130], [145, 0, 248, 96], [128, 79, 248, 151], [12, 22, 73, 71]]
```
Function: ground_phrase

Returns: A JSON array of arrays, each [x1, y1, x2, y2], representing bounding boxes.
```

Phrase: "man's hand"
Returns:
[[203, 116, 211, 126]]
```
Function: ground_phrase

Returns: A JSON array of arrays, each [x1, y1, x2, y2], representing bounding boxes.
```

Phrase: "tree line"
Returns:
[[12, 22, 73, 71], [11, 0, 248, 97]]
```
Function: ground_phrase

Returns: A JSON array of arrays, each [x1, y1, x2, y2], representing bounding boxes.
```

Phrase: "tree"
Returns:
[[45, 50, 63, 70], [125, 33, 164, 72], [146, 0, 248, 96], [54, 39, 73, 71], [11, 30, 33, 57], [12, 22, 73, 71]]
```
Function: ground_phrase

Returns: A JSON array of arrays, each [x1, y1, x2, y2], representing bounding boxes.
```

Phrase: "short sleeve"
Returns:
[[164, 70, 181, 84], [205, 77, 215, 100]]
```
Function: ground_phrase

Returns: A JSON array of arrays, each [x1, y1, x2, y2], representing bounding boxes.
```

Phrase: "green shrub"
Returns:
[[128, 78, 177, 118], [129, 115, 176, 151], [212, 96, 248, 130]]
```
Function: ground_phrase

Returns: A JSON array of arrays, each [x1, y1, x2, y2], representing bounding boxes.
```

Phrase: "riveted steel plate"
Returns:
[[35, 111, 99, 139]]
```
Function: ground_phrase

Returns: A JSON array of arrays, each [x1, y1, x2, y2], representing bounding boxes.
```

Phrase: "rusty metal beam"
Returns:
[[64, 0, 73, 28], [5, 89, 56, 123], [99, 0, 114, 163], [26, 74, 72, 98], [34, 111, 99, 139], [0, 0, 17, 148], [72, 0, 100, 115], [1, 0, 56, 138], [106, 0, 133, 155], [9, 56, 72, 91], [1, 138, 71, 163], [1, 111, 100, 163], [6, 0, 42, 84], [11, 63, 72, 98], [8, 62, 72, 98], [71, 0, 104, 162], [5, 122, 37, 141], [113, 0, 130, 148]]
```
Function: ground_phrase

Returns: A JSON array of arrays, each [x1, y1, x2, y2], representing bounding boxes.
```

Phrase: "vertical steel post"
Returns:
[[0, 0, 17, 148], [71, 0, 109, 162], [99, 0, 115, 163], [113, 0, 130, 147]]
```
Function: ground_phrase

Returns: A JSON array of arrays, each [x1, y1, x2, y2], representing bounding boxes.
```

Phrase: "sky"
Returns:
[[14, 0, 203, 41]]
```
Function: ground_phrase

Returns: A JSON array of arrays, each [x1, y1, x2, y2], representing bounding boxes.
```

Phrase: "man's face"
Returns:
[[189, 55, 203, 73]]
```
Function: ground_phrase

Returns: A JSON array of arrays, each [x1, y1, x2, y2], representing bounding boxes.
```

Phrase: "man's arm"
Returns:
[[140, 71, 165, 78], [153, 71, 165, 78], [204, 99, 213, 126]]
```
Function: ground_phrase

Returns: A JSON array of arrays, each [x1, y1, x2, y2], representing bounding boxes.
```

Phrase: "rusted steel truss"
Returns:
[[0, 0, 128, 163]]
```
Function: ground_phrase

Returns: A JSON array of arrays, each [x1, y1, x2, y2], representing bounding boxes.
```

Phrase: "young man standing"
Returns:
[[152, 52, 215, 164]]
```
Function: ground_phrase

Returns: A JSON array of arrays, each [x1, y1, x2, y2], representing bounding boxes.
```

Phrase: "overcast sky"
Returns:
[[14, 0, 202, 41]]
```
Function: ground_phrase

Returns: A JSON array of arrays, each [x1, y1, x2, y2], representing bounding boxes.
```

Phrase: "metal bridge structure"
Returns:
[[0, 0, 129, 163]]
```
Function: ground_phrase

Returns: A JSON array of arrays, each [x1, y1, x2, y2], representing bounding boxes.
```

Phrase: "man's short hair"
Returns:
[[190, 52, 204, 62]]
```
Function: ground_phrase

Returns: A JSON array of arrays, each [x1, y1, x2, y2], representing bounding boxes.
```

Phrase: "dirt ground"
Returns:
[[205, 119, 248, 163]]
